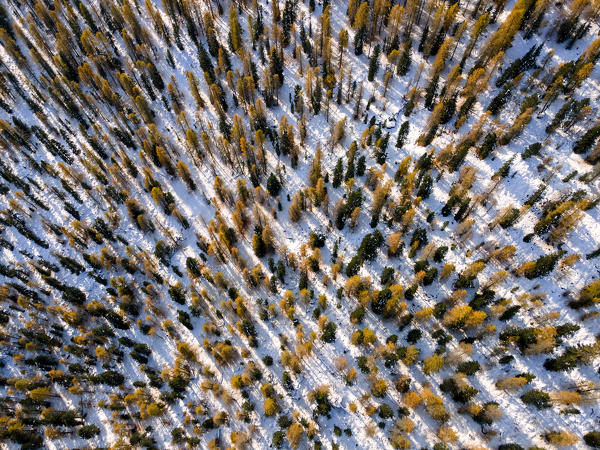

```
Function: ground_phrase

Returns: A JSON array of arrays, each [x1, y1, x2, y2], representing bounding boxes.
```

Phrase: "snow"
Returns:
[[0, 0, 598, 448]]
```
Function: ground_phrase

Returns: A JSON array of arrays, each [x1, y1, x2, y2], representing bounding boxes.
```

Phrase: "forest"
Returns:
[[0, 0, 599, 448]]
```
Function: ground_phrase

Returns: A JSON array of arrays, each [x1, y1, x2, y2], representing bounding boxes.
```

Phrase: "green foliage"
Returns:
[[267, 173, 282, 196], [406, 329, 422, 344], [357, 356, 370, 373], [372, 287, 392, 315], [368, 45, 381, 81], [448, 141, 471, 172], [380, 267, 395, 286], [544, 346, 586, 372], [556, 323, 580, 339], [62, 286, 86, 305], [424, 74, 439, 110], [89, 370, 124, 386], [395, 121, 410, 148], [499, 305, 521, 321], [41, 409, 82, 427], [345, 255, 361, 277], [499, 208, 520, 229], [477, 132, 497, 159], [456, 361, 481, 376], [410, 228, 428, 251], [312, 388, 333, 416], [522, 142, 542, 159], [499, 327, 537, 352], [177, 310, 193, 330], [521, 389, 551, 409], [488, 85, 510, 115], [457, 360, 481, 376], [169, 283, 187, 304], [439, 377, 479, 403], [584, 431, 600, 448], [521, 252, 563, 279], [309, 231, 326, 248], [154, 240, 172, 265], [252, 230, 267, 257], [423, 267, 438, 285], [433, 246, 448, 262], [356, 155, 366, 176], [377, 403, 394, 419], [570, 280, 600, 308], [332, 158, 344, 188], [78, 425, 101, 439], [321, 322, 337, 343], [350, 306, 366, 324], [358, 230, 384, 261], [397, 40, 412, 76], [573, 124, 600, 155], [416, 174, 433, 199], [496, 45, 541, 87]]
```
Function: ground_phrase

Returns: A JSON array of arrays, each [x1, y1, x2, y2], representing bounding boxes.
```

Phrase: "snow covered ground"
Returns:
[[0, 0, 599, 448]]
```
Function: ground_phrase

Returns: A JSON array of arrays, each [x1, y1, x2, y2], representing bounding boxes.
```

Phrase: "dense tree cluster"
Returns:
[[0, 0, 597, 448]]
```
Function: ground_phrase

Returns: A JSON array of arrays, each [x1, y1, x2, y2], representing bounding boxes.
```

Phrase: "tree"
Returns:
[[186, 71, 205, 109], [521, 389, 551, 409], [321, 321, 337, 342], [346, 255, 362, 277], [312, 79, 322, 115], [368, 45, 381, 82], [438, 425, 458, 445], [78, 425, 101, 439], [423, 354, 444, 375], [397, 40, 412, 76], [517, 252, 562, 279], [496, 44, 542, 88], [286, 422, 304, 449], [272, 430, 285, 448], [573, 124, 600, 155], [488, 85, 511, 115], [270, 48, 284, 84], [353, 2, 369, 54], [176, 161, 196, 190], [229, 6, 243, 52], [477, 132, 497, 159], [262, 224, 275, 252], [424, 74, 439, 110], [371, 378, 388, 397], [429, 36, 453, 80], [395, 121, 410, 148], [338, 29, 349, 69], [389, 428, 411, 448], [264, 397, 279, 416], [455, 261, 485, 288], [281, 0, 298, 46], [571, 280, 600, 309], [584, 431, 600, 448], [440, 375, 479, 404], [422, 388, 450, 422], [358, 230, 384, 261], [29, 387, 52, 402], [522, 142, 542, 159], [267, 173, 282, 196], [476, 4, 525, 66], [332, 158, 344, 188], [252, 231, 267, 257], [289, 193, 303, 222], [499, 107, 534, 145], [416, 174, 433, 199], [356, 155, 366, 175]]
